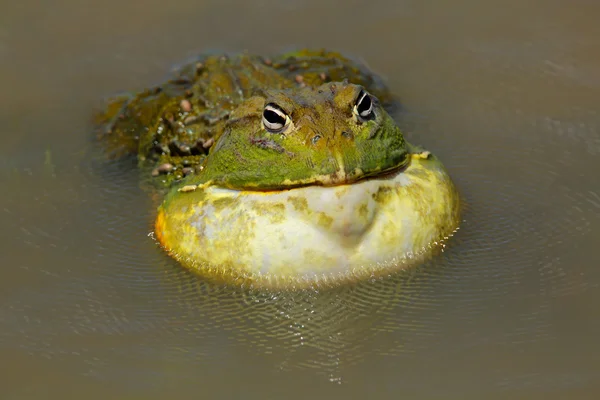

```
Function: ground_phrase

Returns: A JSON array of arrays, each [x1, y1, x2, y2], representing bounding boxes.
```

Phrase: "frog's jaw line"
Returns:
[[228, 156, 411, 191], [154, 156, 460, 289]]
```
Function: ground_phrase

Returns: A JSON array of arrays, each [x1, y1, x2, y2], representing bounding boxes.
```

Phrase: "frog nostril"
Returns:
[[342, 131, 354, 140], [311, 135, 322, 145]]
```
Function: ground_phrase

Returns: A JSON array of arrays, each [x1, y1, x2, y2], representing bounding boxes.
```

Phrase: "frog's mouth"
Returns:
[[200, 151, 413, 192], [280, 157, 411, 190], [266, 145, 430, 191]]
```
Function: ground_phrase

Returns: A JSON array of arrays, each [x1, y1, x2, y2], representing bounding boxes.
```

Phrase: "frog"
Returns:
[[96, 49, 460, 289]]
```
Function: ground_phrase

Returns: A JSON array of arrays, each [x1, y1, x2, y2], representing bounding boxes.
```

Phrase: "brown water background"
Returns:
[[1, 0, 600, 398]]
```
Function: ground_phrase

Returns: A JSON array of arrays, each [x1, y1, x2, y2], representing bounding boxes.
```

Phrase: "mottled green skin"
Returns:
[[195, 82, 408, 191], [95, 48, 460, 287], [96, 49, 394, 187]]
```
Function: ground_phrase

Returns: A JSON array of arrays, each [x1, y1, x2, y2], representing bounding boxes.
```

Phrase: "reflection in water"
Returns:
[[1, 0, 600, 398], [159, 268, 436, 383]]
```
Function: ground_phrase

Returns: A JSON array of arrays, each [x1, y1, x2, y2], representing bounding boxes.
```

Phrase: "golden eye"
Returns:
[[353, 89, 374, 121], [262, 103, 290, 133]]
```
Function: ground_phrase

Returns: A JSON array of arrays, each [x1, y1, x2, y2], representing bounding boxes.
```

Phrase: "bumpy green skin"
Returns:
[[194, 82, 407, 190], [96, 49, 393, 188]]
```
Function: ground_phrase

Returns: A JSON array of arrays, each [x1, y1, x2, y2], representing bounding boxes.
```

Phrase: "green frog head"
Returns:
[[195, 81, 409, 190]]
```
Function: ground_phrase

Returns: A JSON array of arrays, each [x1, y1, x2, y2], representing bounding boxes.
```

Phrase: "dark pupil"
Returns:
[[357, 91, 372, 115], [264, 109, 285, 125]]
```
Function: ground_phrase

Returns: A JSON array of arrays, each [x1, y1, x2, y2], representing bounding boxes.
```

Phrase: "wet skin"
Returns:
[[96, 49, 460, 288]]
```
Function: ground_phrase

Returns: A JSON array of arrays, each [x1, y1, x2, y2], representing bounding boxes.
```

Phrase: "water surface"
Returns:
[[1, 0, 600, 398]]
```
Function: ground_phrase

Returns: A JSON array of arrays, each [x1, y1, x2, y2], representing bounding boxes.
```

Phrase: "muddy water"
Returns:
[[2, 0, 600, 398]]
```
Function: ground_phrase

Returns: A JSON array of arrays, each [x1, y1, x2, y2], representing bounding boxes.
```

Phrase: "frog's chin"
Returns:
[[154, 155, 460, 289]]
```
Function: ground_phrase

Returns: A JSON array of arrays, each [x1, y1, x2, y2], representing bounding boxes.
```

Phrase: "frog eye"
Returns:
[[263, 103, 290, 133], [354, 89, 374, 121]]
